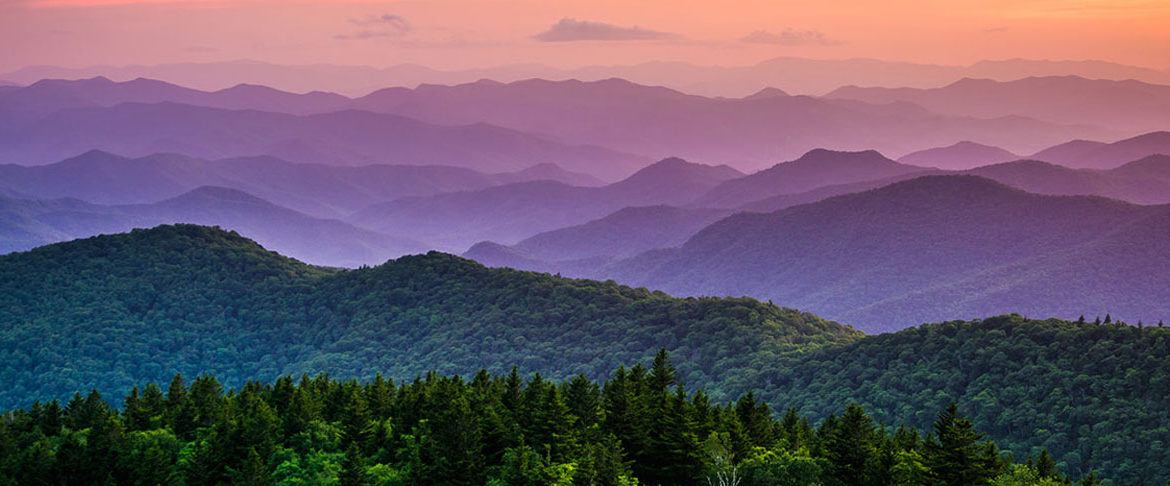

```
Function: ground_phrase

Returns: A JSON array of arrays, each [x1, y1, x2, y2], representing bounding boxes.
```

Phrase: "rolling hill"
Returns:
[[0, 187, 424, 267], [0, 150, 599, 218], [695, 149, 924, 208], [604, 175, 1170, 332], [349, 157, 741, 250], [349, 77, 1108, 169], [1, 227, 1168, 483], [0, 101, 647, 180], [463, 205, 733, 272], [827, 75, 1170, 133], [1029, 131, 1170, 169], [0, 224, 856, 410], [897, 141, 1020, 170]]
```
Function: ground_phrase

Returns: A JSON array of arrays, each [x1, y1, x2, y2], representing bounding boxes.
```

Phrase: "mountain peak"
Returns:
[[167, 185, 269, 204], [793, 148, 893, 165], [744, 87, 790, 100]]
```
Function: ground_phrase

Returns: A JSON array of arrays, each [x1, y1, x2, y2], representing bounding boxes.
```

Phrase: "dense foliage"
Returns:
[[0, 352, 1090, 485], [2, 226, 1165, 483], [770, 315, 1170, 485], [0, 224, 856, 409]]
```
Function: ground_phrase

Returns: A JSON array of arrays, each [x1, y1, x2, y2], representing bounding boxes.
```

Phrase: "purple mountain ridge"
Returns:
[[695, 149, 925, 208], [463, 205, 733, 272], [0, 186, 425, 267], [0, 102, 647, 179], [0, 151, 605, 218], [827, 75, 1170, 134], [1029, 131, 1170, 169], [347, 77, 1111, 170], [599, 175, 1170, 332], [348, 157, 742, 251], [897, 141, 1020, 170]]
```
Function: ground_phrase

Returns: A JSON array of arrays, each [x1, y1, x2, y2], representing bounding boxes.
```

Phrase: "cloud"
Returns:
[[336, 13, 410, 40], [982, 26, 1010, 33], [350, 13, 410, 32], [741, 29, 840, 46], [533, 18, 675, 42]]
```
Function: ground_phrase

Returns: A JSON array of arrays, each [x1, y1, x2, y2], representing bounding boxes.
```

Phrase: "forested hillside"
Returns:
[[0, 224, 855, 409], [769, 315, 1170, 485], [3, 226, 1167, 483], [0, 353, 1090, 485]]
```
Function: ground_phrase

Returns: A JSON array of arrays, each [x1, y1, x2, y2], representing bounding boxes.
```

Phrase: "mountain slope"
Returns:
[[0, 188, 425, 267], [0, 224, 856, 410], [966, 155, 1170, 205], [696, 149, 924, 208], [1, 227, 1167, 483], [0, 76, 350, 128], [897, 141, 1020, 170], [772, 315, 1170, 485], [350, 77, 1109, 170], [0, 151, 588, 218], [827, 75, 1170, 133], [606, 175, 1170, 332], [350, 157, 742, 250], [1029, 131, 1170, 169], [0, 102, 647, 179], [463, 205, 733, 272]]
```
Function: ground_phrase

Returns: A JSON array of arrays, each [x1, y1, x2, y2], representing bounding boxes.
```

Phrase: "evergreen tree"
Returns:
[[925, 404, 999, 485], [339, 443, 369, 486]]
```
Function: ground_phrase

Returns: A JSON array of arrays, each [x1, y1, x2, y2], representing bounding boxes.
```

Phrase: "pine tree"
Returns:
[[227, 447, 270, 486], [1034, 449, 1058, 479], [924, 404, 999, 485], [339, 443, 369, 486], [823, 403, 877, 486]]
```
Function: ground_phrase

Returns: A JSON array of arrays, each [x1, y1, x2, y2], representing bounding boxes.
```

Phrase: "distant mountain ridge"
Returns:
[[6, 57, 1168, 97], [696, 148, 924, 208], [897, 141, 1020, 170], [827, 75, 1170, 133], [0, 151, 602, 218], [0, 101, 647, 179], [463, 205, 733, 272], [601, 175, 1170, 332], [0, 186, 424, 267], [1029, 131, 1170, 169], [347, 77, 1110, 170], [349, 157, 742, 251]]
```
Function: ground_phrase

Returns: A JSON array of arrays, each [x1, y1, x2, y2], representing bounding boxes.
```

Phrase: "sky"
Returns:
[[2, 0, 1169, 72]]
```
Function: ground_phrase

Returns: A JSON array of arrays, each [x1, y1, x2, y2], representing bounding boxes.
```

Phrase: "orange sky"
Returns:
[[2, 0, 1169, 72]]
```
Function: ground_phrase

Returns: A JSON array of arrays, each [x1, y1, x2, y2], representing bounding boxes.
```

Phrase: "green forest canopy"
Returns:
[[1, 225, 1167, 483], [0, 352, 1094, 485]]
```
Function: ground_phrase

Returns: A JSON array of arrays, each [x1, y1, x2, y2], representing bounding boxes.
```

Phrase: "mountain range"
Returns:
[[0, 76, 1133, 173], [1030, 131, 1170, 169], [827, 75, 1170, 133], [600, 175, 1170, 332], [347, 77, 1112, 169], [896, 141, 1020, 170], [0, 187, 423, 267], [1, 225, 1167, 483], [349, 157, 741, 251], [5, 57, 1169, 97], [0, 97, 646, 179], [0, 150, 599, 218]]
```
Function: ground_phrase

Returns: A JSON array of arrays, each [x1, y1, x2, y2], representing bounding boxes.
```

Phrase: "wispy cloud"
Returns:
[[336, 13, 411, 41], [741, 29, 841, 47], [350, 13, 410, 31], [533, 18, 675, 42]]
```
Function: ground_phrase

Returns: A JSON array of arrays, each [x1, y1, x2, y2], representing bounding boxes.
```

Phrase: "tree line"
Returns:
[[0, 351, 1096, 485]]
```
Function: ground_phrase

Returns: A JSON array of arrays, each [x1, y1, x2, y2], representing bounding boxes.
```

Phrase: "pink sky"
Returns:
[[2, 0, 1169, 72]]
